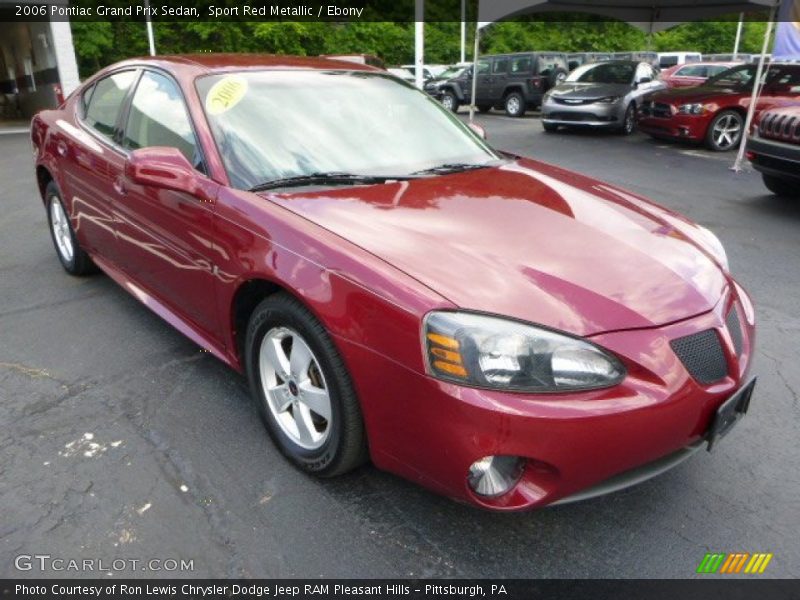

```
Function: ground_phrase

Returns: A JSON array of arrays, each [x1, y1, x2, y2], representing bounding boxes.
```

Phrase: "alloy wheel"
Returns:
[[712, 113, 742, 150], [259, 326, 332, 450], [49, 196, 74, 263], [506, 96, 521, 115]]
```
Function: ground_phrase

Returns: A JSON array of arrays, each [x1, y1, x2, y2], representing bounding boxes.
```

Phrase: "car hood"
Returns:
[[263, 159, 728, 337], [650, 85, 743, 104], [548, 82, 632, 99]]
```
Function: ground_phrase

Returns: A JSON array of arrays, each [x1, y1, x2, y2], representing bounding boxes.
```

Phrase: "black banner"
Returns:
[[3, 580, 800, 600], [0, 0, 785, 23]]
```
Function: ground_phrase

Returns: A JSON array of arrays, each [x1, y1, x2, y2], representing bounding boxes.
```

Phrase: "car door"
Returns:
[[116, 69, 222, 340], [62, 69, 138, 261], [474, 59, 492, 104], [490, 56, 509, 100]]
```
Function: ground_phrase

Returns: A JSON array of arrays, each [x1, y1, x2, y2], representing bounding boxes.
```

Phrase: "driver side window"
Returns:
[[123, 70, 204, 172]]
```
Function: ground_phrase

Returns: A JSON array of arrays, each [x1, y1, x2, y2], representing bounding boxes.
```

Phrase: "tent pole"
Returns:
[[144, 0, 156, 56], [460, 0, 466, 64], [733, 12, 744, 57], [732, 2, 777, 172], [415, 0, 425, 90], [469, 24, 481, 123]]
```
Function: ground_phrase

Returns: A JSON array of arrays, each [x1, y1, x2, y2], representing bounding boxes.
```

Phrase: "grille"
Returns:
[[653, 103, 673, 119], [670, 329, 728, 385], [727, 307, 744, 357], [547, 111, 613, 122], [759, 108, 800, 143], [554, 98, 594, 106]]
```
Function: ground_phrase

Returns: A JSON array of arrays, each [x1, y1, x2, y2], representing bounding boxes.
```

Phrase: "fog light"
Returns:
[[467, 455, 525, 497]]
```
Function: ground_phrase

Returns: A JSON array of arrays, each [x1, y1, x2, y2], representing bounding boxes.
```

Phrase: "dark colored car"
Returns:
[[435, 52, 569, 117], [639, 62, 800, 151], [32, 54, 756, 510], [747, 104, 800, 197]]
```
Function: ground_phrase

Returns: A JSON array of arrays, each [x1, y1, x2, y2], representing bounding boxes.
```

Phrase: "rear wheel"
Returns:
[[762, 174, 799, 198], [46, 182, 95, 276], [441, 91, 459, 113], [706, 110, 743, 151], [245, 293, 368, 477], [504, 92, 526, 118]]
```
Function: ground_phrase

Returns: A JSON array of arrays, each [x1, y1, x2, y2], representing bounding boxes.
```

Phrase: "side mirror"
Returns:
[[125, 147, 211, 202], [636, 77, 653, 86], [468, 122, 487, 140]]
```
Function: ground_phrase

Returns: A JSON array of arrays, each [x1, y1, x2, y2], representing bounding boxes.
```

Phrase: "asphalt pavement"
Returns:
[[1, 113, 798, 578]]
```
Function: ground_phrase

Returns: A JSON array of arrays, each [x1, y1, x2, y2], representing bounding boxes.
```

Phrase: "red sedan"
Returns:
[[32, 54, 755, 510], [660, 61, 741, 88], [639, 62, 800, 151]]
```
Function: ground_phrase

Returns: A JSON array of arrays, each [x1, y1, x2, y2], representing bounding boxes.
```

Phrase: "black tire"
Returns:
[[45, 181, 96, 276], [504, 91, 526, 118], [542, 121, 559, 133], [762, 174, 799, 198], [619, 103, 636, 136], [440, 91, 459, 113], [705, 110, 744, 152], [245, 292, 368, 477], [477, 104, 492, 113]]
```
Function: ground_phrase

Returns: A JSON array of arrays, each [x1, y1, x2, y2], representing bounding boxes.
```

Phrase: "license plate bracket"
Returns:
[[706, 377, 756, 452]]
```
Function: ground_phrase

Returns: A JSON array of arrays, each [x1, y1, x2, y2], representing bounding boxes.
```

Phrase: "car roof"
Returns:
[[98, 53, 379, 80]]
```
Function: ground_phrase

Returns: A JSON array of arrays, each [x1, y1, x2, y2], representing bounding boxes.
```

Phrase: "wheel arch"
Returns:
[[36, 165, 54, 204]]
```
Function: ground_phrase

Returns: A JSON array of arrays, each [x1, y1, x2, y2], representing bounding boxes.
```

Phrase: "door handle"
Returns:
[[56, 141, 68, 157], [113, 177, 126, 196]]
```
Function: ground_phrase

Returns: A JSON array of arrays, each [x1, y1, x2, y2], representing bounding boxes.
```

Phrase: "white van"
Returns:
[[658, 52, 702, 68]]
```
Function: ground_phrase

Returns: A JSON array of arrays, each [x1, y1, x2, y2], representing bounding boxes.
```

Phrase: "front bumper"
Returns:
[[747, 135, 800, 181], [339, 282, 755, 511], [542, 99, 624, 127], [638, 111, 709, 142]]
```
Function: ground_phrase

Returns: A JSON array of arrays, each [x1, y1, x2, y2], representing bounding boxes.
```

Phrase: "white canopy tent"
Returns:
[[411, 0, 782, 169]]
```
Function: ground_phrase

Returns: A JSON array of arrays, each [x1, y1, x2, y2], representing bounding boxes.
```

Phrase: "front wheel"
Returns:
[[245, 293, 368, 477], [504, 92, 526, 118], [46, 181, 95, 276], [762, 174, 799, 198], [706, 110, 744, 151], [619, 103, 636, 135], [441, 91, 459, 113]]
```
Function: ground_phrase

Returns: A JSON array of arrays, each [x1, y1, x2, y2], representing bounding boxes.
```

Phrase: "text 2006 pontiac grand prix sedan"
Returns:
[[32, 54, 756, 510]]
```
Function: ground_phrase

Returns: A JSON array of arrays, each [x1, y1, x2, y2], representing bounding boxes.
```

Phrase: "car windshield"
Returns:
[[197, 70, 498, 190], [705, 64, 758, 88], [438, 66, 467, 79], [566, 62, 634, 84]]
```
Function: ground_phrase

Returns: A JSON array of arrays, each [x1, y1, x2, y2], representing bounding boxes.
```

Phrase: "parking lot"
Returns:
[[1, 113, 798, 578]]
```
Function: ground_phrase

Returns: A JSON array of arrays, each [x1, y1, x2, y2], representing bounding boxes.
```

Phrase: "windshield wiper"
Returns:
[[410, 163, 492, 176], [249, 172, 410, 192]]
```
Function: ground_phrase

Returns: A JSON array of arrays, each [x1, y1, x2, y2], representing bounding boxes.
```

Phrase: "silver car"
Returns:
[[541, 61, 665, 134]]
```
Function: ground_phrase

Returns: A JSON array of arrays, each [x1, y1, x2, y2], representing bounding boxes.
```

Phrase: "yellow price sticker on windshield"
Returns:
[[205, 75, 248, 115]]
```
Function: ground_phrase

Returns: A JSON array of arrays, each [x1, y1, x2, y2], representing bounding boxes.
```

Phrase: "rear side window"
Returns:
[[660, 56, 679, 68], [84, 71, 137, 139], [123, 70, 200, 169], [676, 65, 707, 78], [493, 58, 509, 74], [510, 56, 532, 74]]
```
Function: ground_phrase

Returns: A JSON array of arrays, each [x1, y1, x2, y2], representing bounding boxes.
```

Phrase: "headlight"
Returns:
[[423, 312, 626, 392], [596, 96, 620, 104], [678, 103, 706, 115]]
